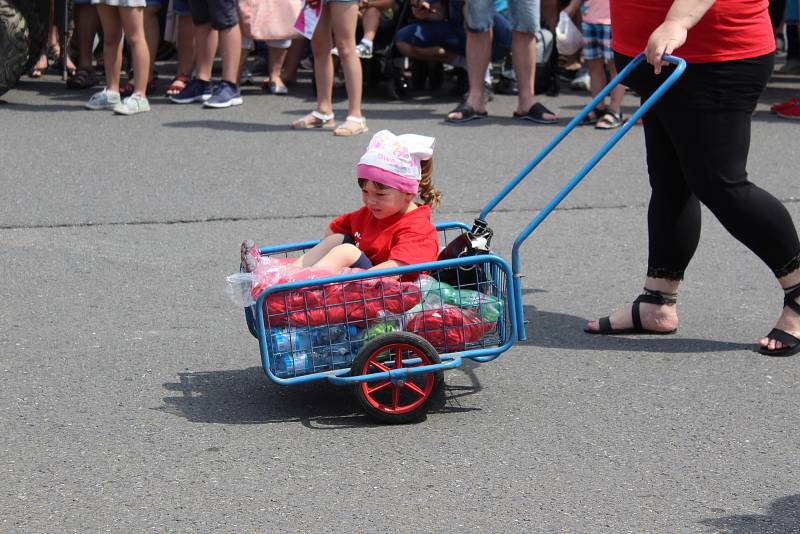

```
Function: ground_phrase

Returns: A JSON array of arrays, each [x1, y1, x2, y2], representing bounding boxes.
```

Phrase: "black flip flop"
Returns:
[[584, 289, 678, 335], [446, 102, 488, 123], [513, 102, 558, 124]]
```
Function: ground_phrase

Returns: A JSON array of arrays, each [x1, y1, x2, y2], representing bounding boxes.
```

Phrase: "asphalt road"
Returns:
[[2, 63, 800, 533]]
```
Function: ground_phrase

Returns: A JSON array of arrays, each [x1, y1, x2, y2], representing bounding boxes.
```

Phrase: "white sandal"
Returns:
[[333, 115, 369, 137], [291, 110, 335, 129]]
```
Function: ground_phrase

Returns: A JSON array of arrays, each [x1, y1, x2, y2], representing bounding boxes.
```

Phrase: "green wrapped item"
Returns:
[[362, 320, 399, 342], [448, 289, 503, 322], [421, 279, 503, 322]]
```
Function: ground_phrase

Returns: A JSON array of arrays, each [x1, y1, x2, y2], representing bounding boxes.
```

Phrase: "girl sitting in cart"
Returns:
[[241, 130, 442, 275]]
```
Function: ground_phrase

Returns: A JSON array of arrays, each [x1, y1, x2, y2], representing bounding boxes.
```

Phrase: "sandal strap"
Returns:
[[631, 300, 643, 331], [765, 327, 800, 347], [343, 115, 366, 126], [783, 283, 800, 315], [312, 110, 334, 122], [633, 287, 678, 306]]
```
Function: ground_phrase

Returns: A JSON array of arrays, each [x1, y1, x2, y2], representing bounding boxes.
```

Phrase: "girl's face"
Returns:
[[359, 180, 415, 219]]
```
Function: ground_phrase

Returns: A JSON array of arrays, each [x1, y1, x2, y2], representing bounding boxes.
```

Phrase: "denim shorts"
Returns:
[[189, 0, 238, 30], [171, 0, 191, 16], [787, 0, 800, 23], [466, 0, 539, 33], [582, 22, 612, 61], [395, 14, 511, 61], [91, 0, 147, 7]]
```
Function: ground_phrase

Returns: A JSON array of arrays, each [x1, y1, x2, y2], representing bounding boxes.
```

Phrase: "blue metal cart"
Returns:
[[242, 53, 686, 423]]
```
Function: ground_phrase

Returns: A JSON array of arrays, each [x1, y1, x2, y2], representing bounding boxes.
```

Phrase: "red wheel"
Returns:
[[351, 332, 444, 424]]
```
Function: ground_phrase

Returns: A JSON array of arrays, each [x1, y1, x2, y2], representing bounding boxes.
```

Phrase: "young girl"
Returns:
[[85, 0, 151, 115], [242, 130, 441, 273]]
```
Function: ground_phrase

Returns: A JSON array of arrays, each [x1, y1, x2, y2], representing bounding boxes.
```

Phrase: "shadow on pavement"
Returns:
[[157, 359, 482, 427], [520, 304, 753, 354], [699, 494, 800, 534]]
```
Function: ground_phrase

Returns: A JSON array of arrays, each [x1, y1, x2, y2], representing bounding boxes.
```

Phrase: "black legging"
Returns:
[[615, 52, 800, 280]]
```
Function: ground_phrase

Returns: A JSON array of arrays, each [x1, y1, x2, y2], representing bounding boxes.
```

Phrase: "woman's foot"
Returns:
[[291, 110, 335, 129], [333, 115, 368, 137], [759, 284, 800, 355], [585, 288, 679, 335]]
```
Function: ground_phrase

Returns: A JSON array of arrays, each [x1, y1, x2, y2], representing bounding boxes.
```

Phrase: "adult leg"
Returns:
[[330, 1, 365, 135], [508, 0, 556, 120], [585, 108, 695, 334], [75, 4, 100, 69], [268, 44, 289, 91], [118, 7, 149, 96], [292, 2, 335, 126], [96, 5, 124, 92], [142, 5, 161, 83]]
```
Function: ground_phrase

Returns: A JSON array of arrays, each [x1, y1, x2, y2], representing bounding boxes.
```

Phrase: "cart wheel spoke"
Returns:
[[392, 385, 401, 410], [369, 360, 391, 373], [403, 380, 426, 398], [393, 344, 403, 369], [366, 380, 392, 395]]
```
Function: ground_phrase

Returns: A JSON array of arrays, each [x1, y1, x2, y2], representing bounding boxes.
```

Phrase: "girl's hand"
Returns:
[[645, 20, 687, 75]]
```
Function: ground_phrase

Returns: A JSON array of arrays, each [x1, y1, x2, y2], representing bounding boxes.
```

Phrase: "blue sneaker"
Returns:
[[203, 81, 243, 108], [169, 78, 212, 104]]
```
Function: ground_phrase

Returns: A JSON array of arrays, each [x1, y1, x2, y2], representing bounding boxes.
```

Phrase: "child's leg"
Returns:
[[606, 60, 625, 114], [176, 15, 196, 78], [118, 7, 150, 95], [361, 6, 381, 43], [586, 57, 606, 112], [194, 23, 216, 81], [312, 244, 365, 271], [311, 4, 334, 114], [219, 24, 242, 85], [291, 234, 347, 268], [330, 2, 363, 119], [96, 5, 123, 92], [268, 45, 289, 87]]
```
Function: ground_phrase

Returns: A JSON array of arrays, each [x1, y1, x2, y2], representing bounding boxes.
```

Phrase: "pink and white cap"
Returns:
[[356, 129, 436, 195]]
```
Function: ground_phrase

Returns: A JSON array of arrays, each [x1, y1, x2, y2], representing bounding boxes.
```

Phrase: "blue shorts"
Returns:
[[787, 0, 800, 23], [466, 0, 539, 33], [395, 14, 511, 61], [73, 0, 92, 5], [582, 22, 612, 61], [172, 0, 191, 15], [342, 235, 373, 269], [146, 0, 163, 6], [189, 0, 238, 29]]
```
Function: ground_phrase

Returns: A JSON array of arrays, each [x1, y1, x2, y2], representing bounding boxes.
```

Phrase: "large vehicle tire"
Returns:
[[0, 0, 29, 97], [13, 0, 49, 73]]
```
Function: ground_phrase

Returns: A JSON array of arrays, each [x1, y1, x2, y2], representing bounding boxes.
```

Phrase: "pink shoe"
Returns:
[[240, 240, 260, 272]]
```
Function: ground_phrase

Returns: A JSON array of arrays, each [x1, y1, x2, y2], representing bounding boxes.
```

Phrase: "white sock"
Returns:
[[484, 66, 493, 86], [451, 56, 466, 69], [360, 38, 373, 48]]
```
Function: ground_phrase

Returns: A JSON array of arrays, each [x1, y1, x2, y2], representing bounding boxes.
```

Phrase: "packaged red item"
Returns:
[[405, 305, 496, 351]]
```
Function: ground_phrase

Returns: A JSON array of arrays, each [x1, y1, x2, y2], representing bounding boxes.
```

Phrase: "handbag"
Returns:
[[432, 219, 494, 290], [239, 0, 304, 41], [556, 11, 583, 56]]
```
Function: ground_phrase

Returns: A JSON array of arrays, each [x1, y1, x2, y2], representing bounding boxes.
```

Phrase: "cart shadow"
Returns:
[[699, 494, 800, 533], [157, 361, 483, 428], [520, 303, 752, 354]]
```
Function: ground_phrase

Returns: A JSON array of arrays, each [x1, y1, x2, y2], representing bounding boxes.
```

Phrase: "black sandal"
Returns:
[[66, 67, 98, 90], [758, 284, 800, 357], [585, 287, 678, 335], [446, 102, 488, 123], [513, 102, 558, 124], [596, 110, 624, 130], [580, 106, 605, 125]]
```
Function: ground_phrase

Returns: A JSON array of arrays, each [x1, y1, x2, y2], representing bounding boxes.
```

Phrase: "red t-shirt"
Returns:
[[611, 0, 774, 63], [329, 204, 439, 266]]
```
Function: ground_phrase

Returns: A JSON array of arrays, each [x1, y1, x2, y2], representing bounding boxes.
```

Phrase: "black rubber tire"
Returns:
[[13, 0, 49, 73], [351, 331, 444, 424], [0, 0, 29, 97]]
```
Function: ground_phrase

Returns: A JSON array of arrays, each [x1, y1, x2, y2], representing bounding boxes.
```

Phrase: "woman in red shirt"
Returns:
[[242, 130, 441, 273], [584, 0, 800, 356]]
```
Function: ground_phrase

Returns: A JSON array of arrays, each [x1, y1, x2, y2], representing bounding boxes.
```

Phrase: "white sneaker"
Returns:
[[570, 68, 590, 92], [85, 89, 121, 110], [355, 42, 373, 59], [113, 93, 150, 115]]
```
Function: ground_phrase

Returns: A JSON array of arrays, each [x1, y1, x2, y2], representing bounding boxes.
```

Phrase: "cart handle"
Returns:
[[508, 53, 685, 277], [479, 53, 685, 223]]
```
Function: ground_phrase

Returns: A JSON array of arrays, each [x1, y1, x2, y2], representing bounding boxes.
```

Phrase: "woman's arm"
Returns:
[[646, 0, 716, 73]]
